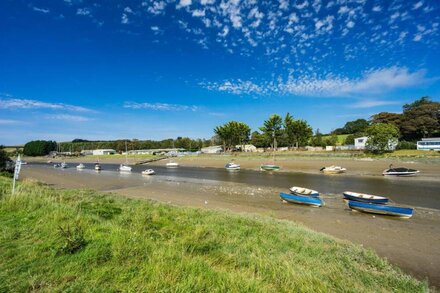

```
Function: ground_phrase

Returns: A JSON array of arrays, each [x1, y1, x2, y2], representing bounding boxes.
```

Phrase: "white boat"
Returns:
[[53, 163, 60, 168], [320, 165, 346, 174], [142, 169, 155, 175], [119, 141, 132, 172], [382, 165, 419, 177], [94, 163, 102, 171], [166, 161, 179, 168], [225, 162, 240, 170], [76, 163, 85, 170], [60, 162, 68, 169], [289, 186, 320, 197]]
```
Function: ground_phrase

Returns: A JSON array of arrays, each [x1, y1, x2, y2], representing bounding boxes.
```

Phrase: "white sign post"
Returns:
[[12, 154, 22, 194]]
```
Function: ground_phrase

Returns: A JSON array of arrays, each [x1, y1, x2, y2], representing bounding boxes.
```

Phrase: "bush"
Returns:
[[396, 141, 417, 150], [0, 147, 9, 171], [23, 140, 57, 156], [57, 222, 87, 254]]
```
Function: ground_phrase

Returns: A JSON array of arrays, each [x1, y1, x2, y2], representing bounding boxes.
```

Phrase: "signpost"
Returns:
[[12, 154, 22, 194]]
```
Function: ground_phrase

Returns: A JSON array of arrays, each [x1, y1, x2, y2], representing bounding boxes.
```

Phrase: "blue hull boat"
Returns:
[[348, 201, 413, 218], [343, 191, 389, 204], [280, 192, 323, 207]]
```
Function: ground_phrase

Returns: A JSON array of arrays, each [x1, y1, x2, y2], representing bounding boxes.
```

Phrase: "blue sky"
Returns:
[[0, 0, 439, 145]]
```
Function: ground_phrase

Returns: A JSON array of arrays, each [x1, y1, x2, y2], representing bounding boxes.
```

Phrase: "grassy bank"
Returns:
[[0, 177, 428, 292]]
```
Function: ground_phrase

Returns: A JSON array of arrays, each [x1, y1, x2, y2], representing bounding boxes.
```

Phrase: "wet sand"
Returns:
[[21, 165, 440, 288]]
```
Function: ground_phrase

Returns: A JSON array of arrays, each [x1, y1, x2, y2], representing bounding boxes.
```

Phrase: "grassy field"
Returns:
[[321, 134, 349, 145], [384, 150, 440, 158], [0, 176, 428, 292]]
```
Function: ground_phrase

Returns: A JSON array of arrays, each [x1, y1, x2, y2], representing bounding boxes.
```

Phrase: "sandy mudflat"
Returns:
[[21, 165, 440, 288]]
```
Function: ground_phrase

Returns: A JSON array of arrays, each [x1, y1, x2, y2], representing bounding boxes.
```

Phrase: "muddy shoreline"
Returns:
[[20, 165, 440, 288]]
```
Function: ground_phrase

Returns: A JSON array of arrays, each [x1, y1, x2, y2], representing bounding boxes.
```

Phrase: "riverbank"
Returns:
[[20, 166, 440, 288], [0, 176, 428, 291], [24, 152, 440, 181]]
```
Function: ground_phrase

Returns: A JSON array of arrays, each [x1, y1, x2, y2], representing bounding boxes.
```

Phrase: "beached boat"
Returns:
[[348, 200, 413, 218], [166, 161, 179, 168], [76, 163, 85, 170], [53, 163, 60, 168], [343, 191, 389, 204], [225, 162, 240, 170], [94, 163, 102, 171], [289, 186, 319, 197], [260, 164, 280, 171], [142, 169, 155, 175], [320, 165, 346, 174], [119, 141, 132, 172], [382, 165, 419, 177], [279, 192, 323, 207], [60, 162, 68, 169]]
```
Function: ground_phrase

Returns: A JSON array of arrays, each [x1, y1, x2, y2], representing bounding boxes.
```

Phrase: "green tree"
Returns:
[[325, 133, 338, 148], [370, 112, 402, 129], [311, 129, 324, 147], [23, 140, 57, 156], [400, 97, 440, 140], [284, 113, 313, 148], [260, 114, 283, 150], [214, 121, 251, 152], [0, 146, 10, 171], [342, 119, 369, 134], [344, 134, 355, 145], [365, 123, 400, 153]]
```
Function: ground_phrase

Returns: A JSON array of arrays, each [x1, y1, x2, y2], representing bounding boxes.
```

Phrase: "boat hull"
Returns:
[[260, 165, 280, 171], [348, 201, 413, 218], [279, 192, 323, 207], [343, 192, 389, 204], [289, 187, 320, 197]]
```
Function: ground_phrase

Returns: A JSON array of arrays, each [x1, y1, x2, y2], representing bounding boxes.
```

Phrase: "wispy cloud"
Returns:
[[0, 95, 93, 112], [124, 102, 199, 111], [44, 114, 92, 122], [348, 100, 401, 109], [0, 119, 22, 125], [33, 7, 50, 13], [202, 67, 431, 97]]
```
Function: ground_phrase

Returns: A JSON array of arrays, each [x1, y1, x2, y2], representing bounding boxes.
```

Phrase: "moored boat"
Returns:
[[60, 162, 68, 168], [289, 186, 319, 197], [142, 169, 155, 175], [166, 161, 179, 168], [94, 163, 102, 171], [225, 162, 240, 170], [348, 200, 414, 218], [260, 164, 280, 171], [382, 165, 419, 177], [119, 164, 132, 172], [76, 163, 85, 170], [343, 191, 389, 204], [320, 165, 346, 174], [279, 192, 324, 207]]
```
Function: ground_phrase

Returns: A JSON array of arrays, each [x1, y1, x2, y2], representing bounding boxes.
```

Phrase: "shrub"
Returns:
[[57, 222, 87, 254], [396, 141, 417, 150], [23, 140, 57, 156]]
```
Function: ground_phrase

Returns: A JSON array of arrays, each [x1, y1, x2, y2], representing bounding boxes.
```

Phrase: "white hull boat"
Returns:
[[142, 169, 155, 175], [320, 165, 346, 174], [94, 163, 102, 171], [166, 161, 179, 168], [289, 186, 320, 197], [383, 167, 419, 177], [60, 162, 68, 169], [76, 163, 85, 170], [119, 164, 132, 172], [225, 162, 240, 170]]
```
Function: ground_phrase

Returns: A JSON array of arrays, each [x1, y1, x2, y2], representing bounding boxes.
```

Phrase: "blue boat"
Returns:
[[348, 201, 414, 218], [280, 192, 324, 207], [343, 191, 389, 204]]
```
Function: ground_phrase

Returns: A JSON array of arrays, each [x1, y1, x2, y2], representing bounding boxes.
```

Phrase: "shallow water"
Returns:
[[30, 162, 440, 210]]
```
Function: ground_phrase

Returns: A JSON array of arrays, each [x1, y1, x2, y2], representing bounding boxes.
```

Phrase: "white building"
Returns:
[[235, 144, 257, 152], [417, 138, 440, 151], [201, 145, 223, 154], [92, 149, 117, 155], [354, 136, 398, 151], [354, 137, 368, 150]]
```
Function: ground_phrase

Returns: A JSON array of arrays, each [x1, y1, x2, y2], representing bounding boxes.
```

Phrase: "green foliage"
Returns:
[[365, 123, 400, 153], [23, 140, 57, 156], [344, 134, 355, 145], [325, 133, 338, 147], [0, 177, 427, 292], [311, 129, 325, 147], [214, 121, 251, 151], [341, 119, 369, 134], [259, 114, 283, 150], [57, 222, 87, 254], [284, 113, 313, 148], [0, 147, 9, 171], [396, 141, 417, 150]]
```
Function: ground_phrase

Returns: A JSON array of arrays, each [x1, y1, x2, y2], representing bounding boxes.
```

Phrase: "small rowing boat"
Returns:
[[260, 164, 280, 171], [320, 165, 346, 174], [348, 200, 414, 218], [343, 191, 389, 204], [289, 186, 319, 197], [225, 162, 240, 171], [142, 169, 155, 175], [279, 192, 324, 207]]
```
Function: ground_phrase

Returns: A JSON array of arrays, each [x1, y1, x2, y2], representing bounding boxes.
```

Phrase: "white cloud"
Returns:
[[192, 9, 205, 17], [413, 34, 422, 41], [0, 119, 22, 125], [413, 1, 423, 10], [346, 21, 355, 28], [200, 80, 264, 95], [177, 0, 192, 9], [124, 7, 133, 13], [33, 7, 50, 13], [121, 14, 129, 24], [147, 1, 167, 15], [348, 100, 401, 108], [44, 114, 92, 122], [76, 8, 91, 16], [124, 102, 199, 111], [0, 97, 93, 112], [372, 6, 381, 12]]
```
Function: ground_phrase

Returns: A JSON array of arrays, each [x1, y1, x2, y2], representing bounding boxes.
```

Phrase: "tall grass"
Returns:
[[0, 176, 428, 292]]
